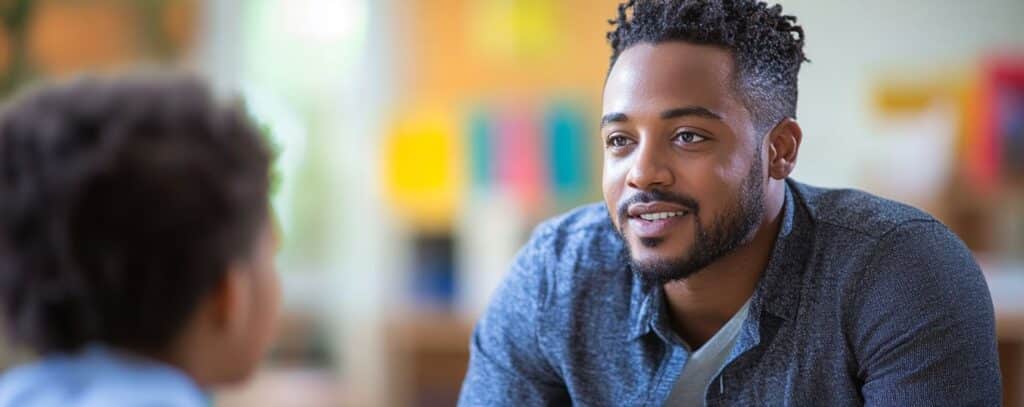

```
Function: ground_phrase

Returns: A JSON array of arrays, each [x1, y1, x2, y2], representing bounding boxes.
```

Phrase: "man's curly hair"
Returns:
[[607, 0, 808, 132], [0, 75, 272, 354]]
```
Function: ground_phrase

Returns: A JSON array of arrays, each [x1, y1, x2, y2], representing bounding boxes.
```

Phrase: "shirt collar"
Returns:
[[628, 280, 661, 340], [78, 344, 211, 406]]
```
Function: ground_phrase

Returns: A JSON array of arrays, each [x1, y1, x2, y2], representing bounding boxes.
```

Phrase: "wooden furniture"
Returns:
[[386, 312, 473, 407], [987, 271, 1024, 406], [384, 271, 1024, 406]]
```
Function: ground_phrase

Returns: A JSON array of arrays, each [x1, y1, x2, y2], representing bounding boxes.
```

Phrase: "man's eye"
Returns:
[[674, 131, 707, 144], [606, 135, 632, 147]]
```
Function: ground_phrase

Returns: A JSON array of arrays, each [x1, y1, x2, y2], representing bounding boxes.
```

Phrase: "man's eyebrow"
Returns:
[[600, 112, 628, 128], [600, 106, 723, 128], [660, 106, 723, 121]]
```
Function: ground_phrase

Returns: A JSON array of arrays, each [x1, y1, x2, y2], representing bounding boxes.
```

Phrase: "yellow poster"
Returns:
[[382, 108, 465, 231]]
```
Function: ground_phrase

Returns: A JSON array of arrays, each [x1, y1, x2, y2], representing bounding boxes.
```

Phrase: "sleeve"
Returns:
[[852, 220, 1002, 406], [457, 226, 570, 406]]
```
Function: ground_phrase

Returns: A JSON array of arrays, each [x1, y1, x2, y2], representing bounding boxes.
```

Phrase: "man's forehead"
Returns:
[[602, 42, 736, 114]]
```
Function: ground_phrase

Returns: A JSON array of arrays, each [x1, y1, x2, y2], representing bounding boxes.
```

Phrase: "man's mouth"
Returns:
[[624, 202, 694, 238], [637, 211, 689, 221], [627, 201, 693, 220]]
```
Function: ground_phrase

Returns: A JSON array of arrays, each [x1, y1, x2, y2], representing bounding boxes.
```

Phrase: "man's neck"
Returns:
[[663, 188, 785, 349]]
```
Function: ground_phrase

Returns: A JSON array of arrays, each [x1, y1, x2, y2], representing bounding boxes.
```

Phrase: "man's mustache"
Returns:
[[617, 189, 700, 226]]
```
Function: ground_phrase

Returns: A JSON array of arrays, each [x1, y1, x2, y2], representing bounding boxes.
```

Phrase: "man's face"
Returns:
[[601, 42, 768, 285]]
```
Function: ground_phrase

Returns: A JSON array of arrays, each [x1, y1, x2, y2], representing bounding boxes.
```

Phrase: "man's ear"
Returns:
[[766, 118, 802, 180], [210, 265, 253, 336]]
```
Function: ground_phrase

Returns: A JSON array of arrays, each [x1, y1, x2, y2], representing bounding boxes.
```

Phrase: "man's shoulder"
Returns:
[[527, 203, 621, 258], [535, 202, 614, 236], [514, 204, 636, 343], [515, 202, 629, 299], [790, 180, 937, 238], [788, 180, 977, 297]]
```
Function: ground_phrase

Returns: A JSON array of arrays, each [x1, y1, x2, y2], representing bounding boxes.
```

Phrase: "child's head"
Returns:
[[0, 74, 280, 386]]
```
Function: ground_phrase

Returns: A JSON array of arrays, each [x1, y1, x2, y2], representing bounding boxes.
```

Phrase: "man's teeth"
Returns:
[[639, 211, 686, 221]]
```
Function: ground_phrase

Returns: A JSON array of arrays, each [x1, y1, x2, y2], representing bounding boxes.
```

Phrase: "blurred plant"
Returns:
[[0, 0, 195, 96], [0, 0, 33, 94]]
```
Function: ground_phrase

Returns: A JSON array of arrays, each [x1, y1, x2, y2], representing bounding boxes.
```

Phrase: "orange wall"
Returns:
[[399, 0, 623, 107]]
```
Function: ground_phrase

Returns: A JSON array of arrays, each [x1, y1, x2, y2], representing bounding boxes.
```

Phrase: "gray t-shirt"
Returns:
[[664, 298, 752, 407]]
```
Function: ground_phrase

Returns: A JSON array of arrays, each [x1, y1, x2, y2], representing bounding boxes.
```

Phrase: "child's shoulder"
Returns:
[[0, 347, 207, 407]]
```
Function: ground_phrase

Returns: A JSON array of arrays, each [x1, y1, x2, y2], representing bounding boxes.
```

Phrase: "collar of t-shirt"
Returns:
[[664, 297, 753, 407]]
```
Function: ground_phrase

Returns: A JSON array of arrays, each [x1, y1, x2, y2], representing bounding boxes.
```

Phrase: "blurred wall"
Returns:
[[781, 0, 1024, 188]]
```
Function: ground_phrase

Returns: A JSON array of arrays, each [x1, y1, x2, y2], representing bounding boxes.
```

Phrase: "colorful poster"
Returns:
[[496, 107, 548, 211], [969, 56, 1024, 190], [382, 109, 465, 231], [545, 101, 592, 203], [467, 106, 495, 189], [991, 58, 1024, 180]]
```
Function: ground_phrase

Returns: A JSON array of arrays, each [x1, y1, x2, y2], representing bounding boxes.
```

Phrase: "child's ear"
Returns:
[[211, 264, 254, 336]]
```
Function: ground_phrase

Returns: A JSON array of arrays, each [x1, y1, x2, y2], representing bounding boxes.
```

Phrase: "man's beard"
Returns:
[[613, 153, 766, 286]]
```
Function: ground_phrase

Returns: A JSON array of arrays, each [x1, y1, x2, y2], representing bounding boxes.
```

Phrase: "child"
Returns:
[[0, 75, 281, 406]]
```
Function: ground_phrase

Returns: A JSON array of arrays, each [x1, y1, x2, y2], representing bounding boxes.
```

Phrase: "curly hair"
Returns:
[[0, 75, 272, 354], [607, 0, 808, 132]]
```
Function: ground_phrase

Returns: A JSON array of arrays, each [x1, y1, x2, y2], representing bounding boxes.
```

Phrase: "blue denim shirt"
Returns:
[[459, 180, 1002, 406]]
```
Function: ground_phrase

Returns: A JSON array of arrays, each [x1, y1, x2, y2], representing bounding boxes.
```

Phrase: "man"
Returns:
[[459, 0, 1002, 405]]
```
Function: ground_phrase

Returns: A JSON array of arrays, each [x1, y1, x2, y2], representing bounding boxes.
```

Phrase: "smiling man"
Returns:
[[458, 1, 1002, 406]]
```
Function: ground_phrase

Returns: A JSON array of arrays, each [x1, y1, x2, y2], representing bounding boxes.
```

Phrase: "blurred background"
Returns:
[[0, 0, 1021, 406]]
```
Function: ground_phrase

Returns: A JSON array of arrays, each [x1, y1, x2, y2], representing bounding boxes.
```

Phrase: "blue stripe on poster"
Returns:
[[546, 101, 590, 197], [468, 107, 495, 188]]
